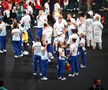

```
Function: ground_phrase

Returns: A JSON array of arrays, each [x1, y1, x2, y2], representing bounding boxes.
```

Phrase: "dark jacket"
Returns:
[[89, 86, 104, 90]]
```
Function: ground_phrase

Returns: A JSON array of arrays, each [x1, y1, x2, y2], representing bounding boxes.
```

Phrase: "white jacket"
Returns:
[[93, 21, 103, 42], [85, 18, 93, 40]]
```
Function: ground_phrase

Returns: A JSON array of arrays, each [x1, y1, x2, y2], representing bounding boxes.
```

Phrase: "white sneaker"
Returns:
[[32, 41, 35, 44], [21, 43, 23, 46], [14, 55, 19, 58], [82, 47, 86, 51], [0, 50, 3, 53], [77, 8, 79, 10], [51, 56, 54, 59], [41, 77, 48, 80], [75, 73, 79, 76], [80, 64, 86, 68], [61, 77, 66, 80], [93, 47, 96, 50], [56, 65, 59, 69], [85, 52, 87, 54], [54, 51, 56, 53], [31, 63, 33, 65], [99, 47, 102, 50], [33, 73, 37, 76], [48, 59, 51, 62], [78, 51, 80, 55], [19, 54, 23, 57], [23, 51, 29, 55], [27, 43, 30, 46], [58, 76, 62, 80], [39, 73, 42, 76], [68, 74, 75, 77], [66, 48, 69, 50], [3, 49, 7, 52]]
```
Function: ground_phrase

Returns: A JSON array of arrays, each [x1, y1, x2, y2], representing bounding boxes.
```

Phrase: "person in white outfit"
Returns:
[[66, 12, 76, 28], [42, 23, 53, 61], [76, 13, 86, 35], [53, 1, 61, 21], [58, 41, 66, 80], [66, 19, 76, 39], [53, 16, 65, 38], [41, 41, 49, 80], [36, 10, 47, 40], [0, 18, 7, 53], [93, 16, 103, 49], [19, 23, 29, 55], [53, 31, 65, 52], [20, 11, 34, 43], [27, 2, 33, 15], [68, 38, 79, 77], [44, 0, 50, 16], [93, 11, 101, 22], [32, 37, 42, 76], [11, 21, 23, 58], [85, 14, 94, 47], [67, 29, 79, 47], [78, 33, 86, 68]]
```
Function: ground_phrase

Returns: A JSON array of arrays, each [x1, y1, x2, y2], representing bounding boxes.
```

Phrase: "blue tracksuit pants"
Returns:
[[41, 59, 48, 78], [69, 55, 79, 74], [0, 36, 6, 51], [33, 55, 42, 73], [12, 40, 22, 56]]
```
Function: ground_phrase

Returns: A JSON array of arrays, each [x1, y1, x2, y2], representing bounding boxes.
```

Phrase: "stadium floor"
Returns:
[[0, 10, 108, 90]]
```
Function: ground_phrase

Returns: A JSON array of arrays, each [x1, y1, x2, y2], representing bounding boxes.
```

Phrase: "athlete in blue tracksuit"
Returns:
[[0, 18, 7, 53], [42, 23, 53, 61], [20, 11, 34, 44], [36, 10, 47, 41], [11, 22, 23, 58], [58, 41, 66, 80], [32, 37, 42, 76], [68, 38, 79, 77], [41, 41, 48, 80], [78, 33, 86, 68]]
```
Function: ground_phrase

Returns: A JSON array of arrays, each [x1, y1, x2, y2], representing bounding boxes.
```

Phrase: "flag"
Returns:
[[22, 31, 28, 43], [65, 61, 71, 71]]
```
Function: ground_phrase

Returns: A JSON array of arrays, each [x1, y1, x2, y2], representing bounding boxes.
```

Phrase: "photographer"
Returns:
[[89, 78, 104, 90]]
